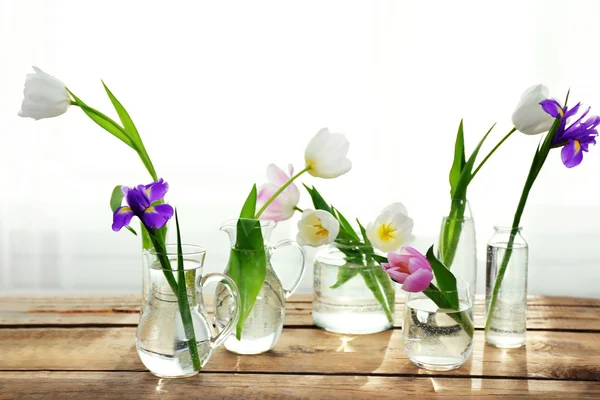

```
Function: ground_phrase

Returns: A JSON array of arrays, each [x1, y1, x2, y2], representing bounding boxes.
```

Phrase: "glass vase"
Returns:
[[137, 245, 241, 378], [438, 199, 477, 299], [312, 243, 395, 334], [485, 226, 528, 348], [402, 282, 474, 371], [214, 219, 306, 355]]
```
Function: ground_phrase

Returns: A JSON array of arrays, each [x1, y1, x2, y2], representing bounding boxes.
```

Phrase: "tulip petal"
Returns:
[[112, 206, 134, 232], [387, 269, 410, 284], [401, 268, 433, 293], [266, 164, 291, 187]]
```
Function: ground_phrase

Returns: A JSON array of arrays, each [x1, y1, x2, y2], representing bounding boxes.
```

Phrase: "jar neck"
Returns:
[[493, 226, 523, 234]]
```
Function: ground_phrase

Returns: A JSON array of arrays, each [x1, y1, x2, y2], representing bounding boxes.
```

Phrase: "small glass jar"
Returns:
[[402, 282, 474, 371], [312, 243, 395, 334], [485, 226, 528, 348]]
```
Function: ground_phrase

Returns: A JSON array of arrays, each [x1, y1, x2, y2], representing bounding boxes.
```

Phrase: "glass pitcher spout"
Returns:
[[220, 218, 276, 248]]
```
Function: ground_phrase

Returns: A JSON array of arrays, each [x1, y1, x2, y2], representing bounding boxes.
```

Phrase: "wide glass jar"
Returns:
[[313, 243, 395, 334], [485, 226, 528, 348]]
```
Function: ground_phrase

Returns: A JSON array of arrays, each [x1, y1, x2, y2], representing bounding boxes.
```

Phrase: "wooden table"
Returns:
[[1, 294, 599, 399]]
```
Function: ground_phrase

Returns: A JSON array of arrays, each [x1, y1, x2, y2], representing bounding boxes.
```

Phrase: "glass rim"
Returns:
[[493, 225, 523, 233], [148, 244, 207, 257], [221, 218, 276, 229]]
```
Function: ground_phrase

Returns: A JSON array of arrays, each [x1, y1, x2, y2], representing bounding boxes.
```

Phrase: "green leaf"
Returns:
[[359, 266, 394, 323], [125, 226, 138, 236], [229, 218, 267, 339], [240, 185, 258, 219], [452, 122, 496, 201], [425, 246, 459, 309], [356, 219, 372, 247], [303, 184, 333, 213], [332, 207, 360, 242], [449, 120, 466, 197], [330, 267, 359, 288], [110, 185, 124, 212], [67, 89, 134, 149], [371, 254, 387, 265], [102, 82, 143, 146]]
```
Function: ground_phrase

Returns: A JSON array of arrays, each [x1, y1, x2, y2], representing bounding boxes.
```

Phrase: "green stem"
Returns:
[[439, 200, 467, 268], [293, 206, 304, 213], [148, 233, 201, 371], [254, 166, 311, 218], [469, 128, 516, 183]]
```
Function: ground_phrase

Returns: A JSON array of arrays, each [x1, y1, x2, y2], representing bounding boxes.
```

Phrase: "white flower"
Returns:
[[18, 66, 71, 120], [304, 128, 352, 179], [366, 202, 414, 252], [296, 209, 340, 247], [512, 84, 555, 135]]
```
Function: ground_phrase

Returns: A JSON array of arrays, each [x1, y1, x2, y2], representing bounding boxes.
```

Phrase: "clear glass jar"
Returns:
[[438, 199, 477, 299], [485, 226, 528, 348], [214, 219, 306, 355], [402, 282, 474, 371], [137, 245, 240, 378], [312, 243, 395, 334]]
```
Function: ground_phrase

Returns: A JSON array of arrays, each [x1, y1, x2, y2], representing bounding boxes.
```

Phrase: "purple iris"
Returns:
[[540, 99, 600, 168], [112, 178, 174, 232]]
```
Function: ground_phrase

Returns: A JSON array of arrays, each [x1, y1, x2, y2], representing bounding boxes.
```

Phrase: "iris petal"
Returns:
[[144, 178, 169, 204], [561, 140, 584, 168], [112, 206, 134, 232], [540, 99, 563, 118], [141, 203, 174, 230]]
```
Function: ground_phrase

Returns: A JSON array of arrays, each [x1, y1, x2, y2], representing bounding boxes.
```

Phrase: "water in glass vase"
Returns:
[[313, 258, 394, 335], [485, 241, 528, 348], [403, 297, 474, 371]]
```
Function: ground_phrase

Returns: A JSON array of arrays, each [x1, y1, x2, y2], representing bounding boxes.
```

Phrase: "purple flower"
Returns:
[[112, 178, 174, 232], [540, 99, 600, 168]]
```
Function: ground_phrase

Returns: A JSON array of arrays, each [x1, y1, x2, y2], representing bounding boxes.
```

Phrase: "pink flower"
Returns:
[[256, 164, 300, 222], [382, 246, 434, 293]]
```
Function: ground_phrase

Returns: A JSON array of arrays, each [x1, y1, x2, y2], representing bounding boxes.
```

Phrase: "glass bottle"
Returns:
[[313, 243, 395, 334], [137, 245, 240, 378], [485, 226, 528, 348], [214, 219, 306, 355], [438, 199, 477, 299]]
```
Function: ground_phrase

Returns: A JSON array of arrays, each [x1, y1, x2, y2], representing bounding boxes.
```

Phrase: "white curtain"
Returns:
[[1, 0, 599, 296]]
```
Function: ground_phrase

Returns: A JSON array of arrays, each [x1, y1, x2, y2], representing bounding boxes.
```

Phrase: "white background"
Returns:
[[1, 0, 599, 297]]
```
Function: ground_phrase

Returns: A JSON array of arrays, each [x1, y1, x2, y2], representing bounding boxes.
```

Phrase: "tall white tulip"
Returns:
[[18, 66, 71, 120], [512, 84, 555, 135], [304, 128, 352, 179], [366, 202, 413, 252], [296, 209, 340, 247]]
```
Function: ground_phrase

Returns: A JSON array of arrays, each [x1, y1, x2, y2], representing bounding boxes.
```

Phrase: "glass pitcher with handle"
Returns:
[[137, 244, 240, 378], [214, 219, 306, 355]]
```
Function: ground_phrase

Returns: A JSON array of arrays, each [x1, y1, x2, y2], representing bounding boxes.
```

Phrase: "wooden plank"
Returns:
[[2, 294, 599, 331], [1, 372, 599, 399], [1, 328, 599, 381]]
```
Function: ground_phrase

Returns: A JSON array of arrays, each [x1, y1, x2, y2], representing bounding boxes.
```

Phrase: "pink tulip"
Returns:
[[256, 164, 300, 222], [382, 246, 434, 293]]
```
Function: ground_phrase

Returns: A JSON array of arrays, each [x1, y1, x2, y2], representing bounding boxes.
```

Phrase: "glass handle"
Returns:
[[200, 273, 240, 349], [270, 239, 306, 299]]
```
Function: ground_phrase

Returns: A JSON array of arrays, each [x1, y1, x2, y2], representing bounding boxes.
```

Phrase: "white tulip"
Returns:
[[366, 202, 414, 252], [296, 209, 340, 247], [19, 66, 71, 120], [304, 128, 352, 179], [511, 84, 555, 135]]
